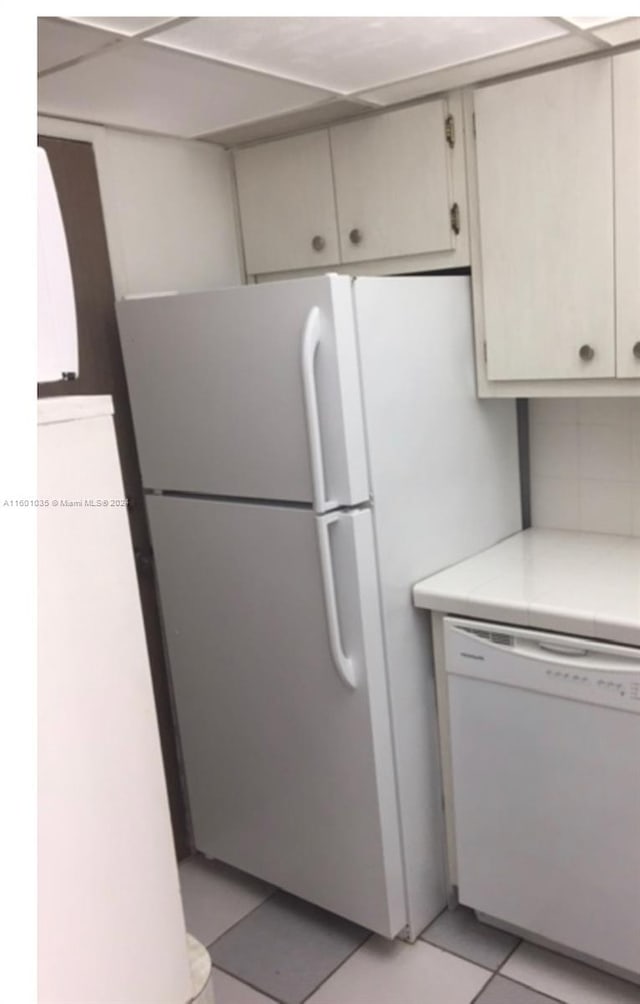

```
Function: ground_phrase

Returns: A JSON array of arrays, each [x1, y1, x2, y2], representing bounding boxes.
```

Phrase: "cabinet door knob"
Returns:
[[579, 344, 595, 362], [633, 342, 640, 360], [311, 235, 325, 252], [349, 228, 363, 246]]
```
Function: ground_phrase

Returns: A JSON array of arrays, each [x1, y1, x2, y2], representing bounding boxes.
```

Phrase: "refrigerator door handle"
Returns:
[[301, 306, 336, 513], [316, 513, 357, 690]]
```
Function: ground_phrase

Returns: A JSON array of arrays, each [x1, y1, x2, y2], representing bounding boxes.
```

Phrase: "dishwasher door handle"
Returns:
[[537, 641, 590, 658]]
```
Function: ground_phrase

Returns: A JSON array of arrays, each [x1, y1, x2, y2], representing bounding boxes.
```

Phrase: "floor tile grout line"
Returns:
[[210, 960, 285, 1004], [491, 972, 569, 1004], [182, 853, 278, 949], [468, 969, 500, 1004], [419, 934, 512, 973], [298, 932, 374, 1004], [204, 885, 372, 1004], [204, 882, 516, 1004], [192, 869, 574, 1004], [496, 938, 523, 974], [204, 886, 278, 950]]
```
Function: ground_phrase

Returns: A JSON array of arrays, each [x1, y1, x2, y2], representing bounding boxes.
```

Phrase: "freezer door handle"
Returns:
[[316, 513, 357, 690], [301, 306, 336, 513]]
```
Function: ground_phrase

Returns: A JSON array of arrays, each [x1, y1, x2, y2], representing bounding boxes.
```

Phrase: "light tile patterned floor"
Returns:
[[180, 856, 640, 1004], [179, 856, 273, 947]]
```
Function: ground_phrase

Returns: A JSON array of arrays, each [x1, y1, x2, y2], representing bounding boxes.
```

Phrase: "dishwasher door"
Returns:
[[444, 617, 640, 978]]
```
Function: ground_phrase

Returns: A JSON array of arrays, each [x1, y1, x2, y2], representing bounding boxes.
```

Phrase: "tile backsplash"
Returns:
[[529, 398, 640, 537]]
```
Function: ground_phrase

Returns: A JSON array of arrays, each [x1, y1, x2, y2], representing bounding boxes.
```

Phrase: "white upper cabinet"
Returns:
[[614, 50, 640, 380], [330, 102, 453, 264], [234, 130, 340, 275], [474, 59, 615, 383], [469, 55, 640, 397], [233, 96, 467, 278]]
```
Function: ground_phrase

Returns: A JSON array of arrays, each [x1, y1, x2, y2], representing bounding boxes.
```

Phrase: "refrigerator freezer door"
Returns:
[[117, 276, 369, 510], [146, 493, 405, 937]]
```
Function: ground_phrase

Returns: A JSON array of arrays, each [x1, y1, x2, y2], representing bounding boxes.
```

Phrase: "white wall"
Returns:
[[37, 117, 244, 297], [529, 398, 640, 536]]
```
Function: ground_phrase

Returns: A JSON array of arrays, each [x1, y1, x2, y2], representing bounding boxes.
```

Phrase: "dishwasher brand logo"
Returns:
[[460, 652, 485, 661]]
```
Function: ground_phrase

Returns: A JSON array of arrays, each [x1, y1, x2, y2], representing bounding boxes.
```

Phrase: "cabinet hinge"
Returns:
[[445, 114, 455, 149], [450, 202, 461, 236], [483, 341, 488, 364], [472, 112, 477, 139]]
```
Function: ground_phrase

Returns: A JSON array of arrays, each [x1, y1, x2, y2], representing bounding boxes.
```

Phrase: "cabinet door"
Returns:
[[614, 50, 640, 379], [474, 60, 615, 381], [234, 131, 339, 275], [331, 102, 454, 264]]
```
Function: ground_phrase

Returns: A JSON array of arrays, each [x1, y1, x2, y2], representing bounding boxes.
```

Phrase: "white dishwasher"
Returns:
[[444, 616, 640, 982]]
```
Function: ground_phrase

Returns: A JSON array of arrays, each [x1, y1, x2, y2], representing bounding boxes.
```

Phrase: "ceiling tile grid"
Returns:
[[63, 17, 178, 36], [147, 16, 567, 93], [38, 17, 117, 74], [38, 40, 332, 138], [37, 16, 639, 143]]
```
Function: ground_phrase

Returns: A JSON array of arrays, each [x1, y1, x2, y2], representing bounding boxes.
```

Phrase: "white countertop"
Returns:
[[38, 395, 114, 425], [413, 528, 640, 647]]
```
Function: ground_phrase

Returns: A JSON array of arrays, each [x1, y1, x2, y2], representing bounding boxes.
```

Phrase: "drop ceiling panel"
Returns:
[[563, 17, 621, 29], [149, 16, 568, 94], [37, 42, 331, 138], [64, 17, 177, 37], [198, 98, 371, 147], [592, 18, 640, 45], [38, 18, 115, 73], [360, 33, 599, 106]]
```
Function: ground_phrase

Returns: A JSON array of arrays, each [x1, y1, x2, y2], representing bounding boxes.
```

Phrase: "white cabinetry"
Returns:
[[469, 56, 640, 397], [234, 130, 339, 275], [234, 97, 467, 278], [614, 49, 640, 380], [331, 102, 454, 264]]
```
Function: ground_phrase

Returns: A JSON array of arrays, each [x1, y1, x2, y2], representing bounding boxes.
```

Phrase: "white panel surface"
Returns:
[[37, 395, 112, 424], [564, 16, 620, 28], [37, 17, 114, 72], [475, 59, 615, 381], [331, 102, 452, 263], [37, 148, 78, 382], [613, 51, 640, 379], [234, 131, 340, 274], [38, 406, 190, 1004], [359, 34, 596, 105], [147, 495, 405, 937], [149, 17, 566, 93], [37, 116, 244, 300], [593, 16, 640, 44], [65, 16, 176, 36], [529, 398, 640, 538], [103, 130, 242, 296], [37, 41, 330, 138], [449, 676, 640, 974], [117, 276, 369, 508], [353, 276, 521, 935]]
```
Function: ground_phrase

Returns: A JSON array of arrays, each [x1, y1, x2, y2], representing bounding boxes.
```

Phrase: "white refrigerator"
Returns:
[[117, 275, 522, 941]]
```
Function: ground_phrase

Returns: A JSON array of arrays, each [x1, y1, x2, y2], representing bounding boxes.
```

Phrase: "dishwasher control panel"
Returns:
[[445, 618, 640, 714]]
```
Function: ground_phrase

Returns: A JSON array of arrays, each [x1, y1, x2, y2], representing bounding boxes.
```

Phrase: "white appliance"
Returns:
[[116, 274, 522, 940], [444, 617, 640, 982], [38, 396, 192, 1004], [37, 148, 78, 383]]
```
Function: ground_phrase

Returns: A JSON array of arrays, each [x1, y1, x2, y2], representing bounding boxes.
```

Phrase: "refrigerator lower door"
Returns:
[[117, 276, 368, 510], [147, 493, 405, 937]]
